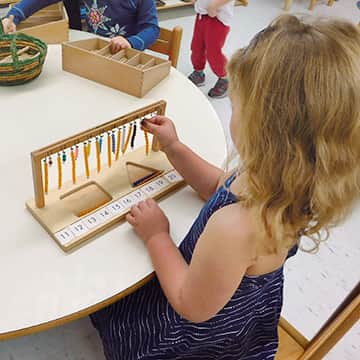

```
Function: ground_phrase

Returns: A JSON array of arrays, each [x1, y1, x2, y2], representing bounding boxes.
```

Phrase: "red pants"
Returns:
[[191, 14, 230, 78]]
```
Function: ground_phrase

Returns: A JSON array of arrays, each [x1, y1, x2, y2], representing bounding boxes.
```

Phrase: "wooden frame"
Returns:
[[62, 38, 171, 97], [276, 282, 360, 359], [26, 100, 186, 252], [149, 26, 183, 68], [30, 102, 163, 209]]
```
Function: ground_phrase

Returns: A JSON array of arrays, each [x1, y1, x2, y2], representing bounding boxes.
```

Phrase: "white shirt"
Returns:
[[194, 0, 234, 26]]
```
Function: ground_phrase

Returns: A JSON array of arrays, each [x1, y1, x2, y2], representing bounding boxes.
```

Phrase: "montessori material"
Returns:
[[62, 38, 171, 97], [12, 3, 68, 44], [0, 19, 47, 86], [26, 101, 185, 252]]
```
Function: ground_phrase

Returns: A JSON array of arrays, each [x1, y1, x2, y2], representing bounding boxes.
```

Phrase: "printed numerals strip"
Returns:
[[54, 171, 182, 245]]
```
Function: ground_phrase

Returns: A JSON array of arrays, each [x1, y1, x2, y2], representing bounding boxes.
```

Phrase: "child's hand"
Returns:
[[110, 36, 131, 53], [1, 16, 16, 34], [126, 198, 169, 245], [141, 115, 180, 153], [207, 2, 218, 17]]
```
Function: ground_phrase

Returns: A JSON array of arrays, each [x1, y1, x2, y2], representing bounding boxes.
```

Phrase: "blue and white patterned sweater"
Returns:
[[7, 0, 159, 50]]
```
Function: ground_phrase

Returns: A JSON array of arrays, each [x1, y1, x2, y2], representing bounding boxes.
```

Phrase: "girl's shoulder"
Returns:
[[210, 205, 292, 275], [206, 203, 258, 261]]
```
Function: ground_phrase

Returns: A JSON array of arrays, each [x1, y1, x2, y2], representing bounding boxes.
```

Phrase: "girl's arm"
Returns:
[[143, 116, 224, 201], [164, 141, 224, 201], [6, 0, 61, 25], [127, 0, 160, 50], [127, 200, 255, 322]]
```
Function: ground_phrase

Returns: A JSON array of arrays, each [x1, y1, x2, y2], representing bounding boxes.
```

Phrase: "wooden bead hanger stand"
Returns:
[[26, 100, 185, 252]]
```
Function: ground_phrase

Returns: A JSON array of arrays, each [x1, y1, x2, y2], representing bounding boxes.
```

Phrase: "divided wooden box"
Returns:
[[12, 3, 68, 44], [62, 38, 171, 98]]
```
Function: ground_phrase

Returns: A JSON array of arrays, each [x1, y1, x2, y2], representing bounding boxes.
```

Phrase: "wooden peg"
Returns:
[[0, 46, 30, 64]]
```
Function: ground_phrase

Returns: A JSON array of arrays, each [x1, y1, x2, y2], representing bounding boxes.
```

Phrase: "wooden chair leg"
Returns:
[[327, 0, 335, 6], [284, 0, 292, 11], [309, 0, 317, 10]]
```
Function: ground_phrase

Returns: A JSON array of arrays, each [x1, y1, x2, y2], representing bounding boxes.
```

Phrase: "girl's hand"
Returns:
[[126, 198, 170, 245], [2, 16, 16, 34], [110, 36, 131, 53], [141, 115, 179, 153]]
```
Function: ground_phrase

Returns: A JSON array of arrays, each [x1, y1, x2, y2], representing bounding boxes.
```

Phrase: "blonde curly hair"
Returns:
[[228, 15, 360, 251]]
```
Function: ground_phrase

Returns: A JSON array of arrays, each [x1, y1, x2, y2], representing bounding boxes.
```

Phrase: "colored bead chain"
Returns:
[[57, 153, 62, 189], [107, 132, 112, 168], [130, 121, 137, 149], [116, 127, 122, 160], [122, 123, 133, 154], [83, 142, 90, 178], [43, 159, 49, 194], [71, 147, 77, 184], [96, 137, 101, 173]]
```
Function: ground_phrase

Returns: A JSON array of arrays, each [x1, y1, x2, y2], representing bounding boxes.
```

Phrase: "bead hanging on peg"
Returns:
[[75, 145, 79, 160], [130, 121, 137, 149], [96, 137, 101, 173], [99, 135, 103, 153], [107, 132, 112, 168], [141, 116, 150, 156], [48, 156, 53, 167], [116, 127, 122, 160], [121, 126, 126, 154], [57, 153, 62, 189], [83, 142, 90, 178], [62, 150, 67, 163], [43, 158, 49, 194], [122, 122, 133, 154], [111, 131, 116, 154], [144, 128, 150, 156], [87, 140, 91, 157], [70, 147, 77, 184]]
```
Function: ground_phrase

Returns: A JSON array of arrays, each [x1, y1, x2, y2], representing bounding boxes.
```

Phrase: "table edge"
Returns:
[[0, 272, 155, 340]]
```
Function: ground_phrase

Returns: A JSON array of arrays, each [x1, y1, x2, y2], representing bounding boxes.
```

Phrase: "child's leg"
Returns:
[[204, 17, 230, 78], [204, 17, 230, 98], [190, 15, 206, 72]]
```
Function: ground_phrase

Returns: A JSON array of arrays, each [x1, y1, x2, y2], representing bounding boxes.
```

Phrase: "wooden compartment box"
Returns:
[[14, 3, 68, 44], [62, 38, 171, 98]]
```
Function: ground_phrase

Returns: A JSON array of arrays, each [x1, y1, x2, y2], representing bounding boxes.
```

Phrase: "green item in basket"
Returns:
[[0, 18, 47, 86]]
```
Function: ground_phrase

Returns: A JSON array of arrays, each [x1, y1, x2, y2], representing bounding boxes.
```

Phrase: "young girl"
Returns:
[[91, 15, 360, 359], [188, 0, 234, 98], [1, 0, 159, 52]]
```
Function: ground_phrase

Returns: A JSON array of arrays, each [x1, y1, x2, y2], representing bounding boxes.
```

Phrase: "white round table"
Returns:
[[0, 33, 226, 339]]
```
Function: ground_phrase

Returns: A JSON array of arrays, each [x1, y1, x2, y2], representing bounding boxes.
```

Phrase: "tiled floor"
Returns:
[[0, 1, 359, 359]]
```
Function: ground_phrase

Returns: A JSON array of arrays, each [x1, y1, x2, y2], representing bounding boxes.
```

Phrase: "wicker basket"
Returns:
[[0, 19, 47, 86]]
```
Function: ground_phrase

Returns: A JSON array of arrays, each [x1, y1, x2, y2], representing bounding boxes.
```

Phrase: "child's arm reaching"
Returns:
[[5, 0, 60, 26], [126, 0, 160, 51], [126, 199, 255, 322], [142, 116, 224, 201]]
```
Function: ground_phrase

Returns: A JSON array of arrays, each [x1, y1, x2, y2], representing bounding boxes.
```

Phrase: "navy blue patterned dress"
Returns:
[[90, 175, 297, 359]]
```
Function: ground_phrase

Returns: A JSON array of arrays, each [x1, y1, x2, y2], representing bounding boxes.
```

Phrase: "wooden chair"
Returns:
[[148, 26, 183, 68], [284, 0, 335, 11], [276, 282, 360, 359]]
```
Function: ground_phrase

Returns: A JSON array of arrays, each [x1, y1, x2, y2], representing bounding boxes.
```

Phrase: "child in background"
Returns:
[[1, 0, 159, 52], [188, 0, 234, 98], [90, 15, 360, 359]]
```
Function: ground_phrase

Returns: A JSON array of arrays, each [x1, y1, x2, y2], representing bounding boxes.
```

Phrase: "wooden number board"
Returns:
[[26, 100, 185, 252]]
